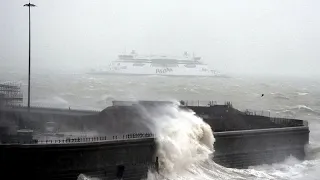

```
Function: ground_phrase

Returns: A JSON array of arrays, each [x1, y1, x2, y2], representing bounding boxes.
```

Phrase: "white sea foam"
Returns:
[[145, 102, 272, 180], [149, 102, 214, 174], [144, 102, 320, 180], [297, 92, 309, 96], [24, 73, 320, 180]]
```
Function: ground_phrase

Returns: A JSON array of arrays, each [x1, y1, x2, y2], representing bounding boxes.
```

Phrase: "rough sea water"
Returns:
[[1, 69, 320, 180]]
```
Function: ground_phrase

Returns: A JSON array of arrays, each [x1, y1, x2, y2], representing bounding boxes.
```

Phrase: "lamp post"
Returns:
[[23, 1, 36, 108]]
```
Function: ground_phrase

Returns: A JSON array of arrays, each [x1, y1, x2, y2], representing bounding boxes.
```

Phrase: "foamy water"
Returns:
[[1, 71, 320, 180], [144, 103, 289, 180], [146, 102, 214, 175], [144, 103, 320, 180]]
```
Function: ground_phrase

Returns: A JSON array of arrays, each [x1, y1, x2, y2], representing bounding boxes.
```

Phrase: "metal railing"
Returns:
[[179, 100, 219, 107], [242, 109, 307, 127], [242, 109, 271, 117], [0, 133, 156, 145], [270, 117, 306, 127]]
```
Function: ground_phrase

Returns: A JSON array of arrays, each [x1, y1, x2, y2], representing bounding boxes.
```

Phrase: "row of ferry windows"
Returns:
[[127, 63, 197, 68], [112, 63, 208, 71]]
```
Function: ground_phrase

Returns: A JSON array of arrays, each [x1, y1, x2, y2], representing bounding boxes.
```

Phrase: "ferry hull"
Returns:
[[89, 66, 219, 77]]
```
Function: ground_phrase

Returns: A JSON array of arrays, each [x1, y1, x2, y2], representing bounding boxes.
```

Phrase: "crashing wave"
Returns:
[[144, 101, 280, 180]]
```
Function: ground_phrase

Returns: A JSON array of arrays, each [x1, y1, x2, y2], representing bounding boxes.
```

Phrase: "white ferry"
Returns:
[[90, 51, 220, 77]]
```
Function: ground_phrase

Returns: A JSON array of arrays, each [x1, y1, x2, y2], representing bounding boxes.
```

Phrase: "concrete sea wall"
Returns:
[[0, 104, 310, 177], [212, 126, 309, 168], [0, 137, 156, 180]]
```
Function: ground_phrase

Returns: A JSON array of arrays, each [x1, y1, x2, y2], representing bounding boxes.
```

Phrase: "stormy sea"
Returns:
[[1, 68, 320, 180]]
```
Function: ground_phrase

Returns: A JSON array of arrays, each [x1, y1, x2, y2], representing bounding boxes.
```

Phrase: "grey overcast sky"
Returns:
[[0, 0, 319, 77]]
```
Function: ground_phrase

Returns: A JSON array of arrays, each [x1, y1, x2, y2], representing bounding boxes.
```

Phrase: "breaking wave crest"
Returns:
[[145, 101, 275, 180], [149, 102, 214, 175], [286, 105, 320, 116], [79, 101, 319, 180]]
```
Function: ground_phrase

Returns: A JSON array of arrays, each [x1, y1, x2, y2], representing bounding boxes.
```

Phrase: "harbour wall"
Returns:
[[212, 126, 309, 168], [1, 104, 306, 134], [0, 136, 157, 180], [0, 125, 309, 179], [0, 105, 310, 175], [187, 105, 305, 131]]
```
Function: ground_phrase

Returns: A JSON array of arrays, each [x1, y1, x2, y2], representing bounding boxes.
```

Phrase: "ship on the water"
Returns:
[[89, 50, 221, 77]]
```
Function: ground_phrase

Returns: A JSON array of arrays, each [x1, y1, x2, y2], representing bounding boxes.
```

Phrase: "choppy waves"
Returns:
[[144, 103, 288, 180], [46, 95, 320, 180], [284, 105, 320, 116], [24, 74, 320, 180]]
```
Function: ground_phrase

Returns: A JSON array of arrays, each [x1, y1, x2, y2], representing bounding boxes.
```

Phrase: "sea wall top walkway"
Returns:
[[0, 132, 155, 146], [1, 105, 99, 116]]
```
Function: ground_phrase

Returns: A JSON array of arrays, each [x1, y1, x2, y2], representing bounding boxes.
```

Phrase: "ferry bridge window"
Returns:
[[118, 55, 134, 60], [166, 64, 179, 67], [133, 63, 145, 66], [185, 64, 197, 68], [151, 59, 178, 64]]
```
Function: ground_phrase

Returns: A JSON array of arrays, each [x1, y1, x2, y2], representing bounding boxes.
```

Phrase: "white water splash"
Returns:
[[145, 102, 275, 180], [78, 101, 320, 180], [77, 174, 100, 180], [143, 101, 320, 180], [151, 102, 214, 175]]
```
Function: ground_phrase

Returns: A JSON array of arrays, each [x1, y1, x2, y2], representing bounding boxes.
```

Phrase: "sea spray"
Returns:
[[78, 100, 308, 180], [77, 174, 100, 180], [154, 103, 214, 173], [137, 101, 213, 179], [144, 101, 276, 180]]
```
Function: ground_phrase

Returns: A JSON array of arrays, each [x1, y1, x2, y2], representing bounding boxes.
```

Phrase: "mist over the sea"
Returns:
[[1, 0, 320, 179], [1, 70, 320, 179], [1, 0, 320, 78]]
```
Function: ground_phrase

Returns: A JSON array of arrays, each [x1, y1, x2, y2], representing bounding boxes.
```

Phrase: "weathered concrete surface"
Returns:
[[0, 138, 156, 180], [212, 126, 309, 168], [213, 148, 305, 169], [0, 102, 310, 175], [187, 105, 304, 131], [0, 103, 307, 134]]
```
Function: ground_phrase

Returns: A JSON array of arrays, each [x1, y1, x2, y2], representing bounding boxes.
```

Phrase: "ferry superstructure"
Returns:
[[90, 51, 220, 76]]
